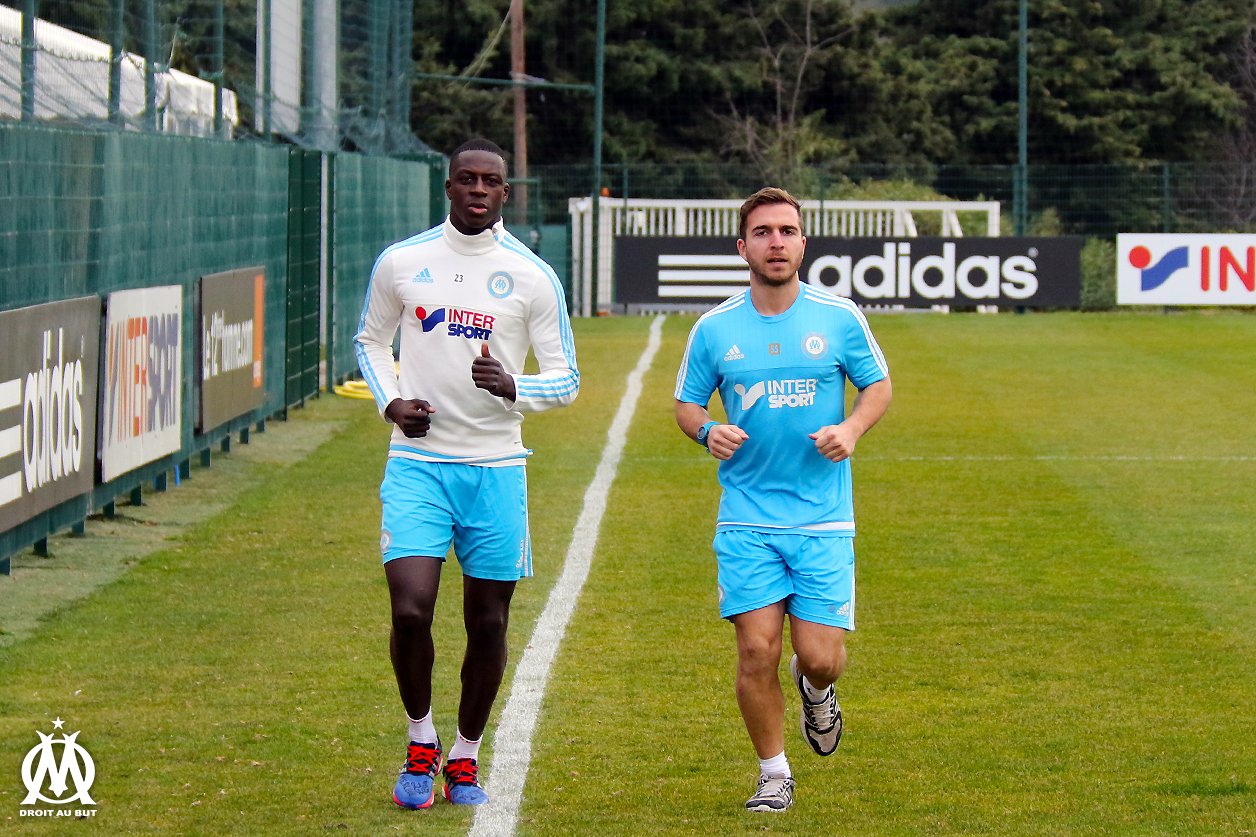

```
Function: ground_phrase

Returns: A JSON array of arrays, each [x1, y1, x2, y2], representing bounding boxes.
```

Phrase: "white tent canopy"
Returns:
[[0, 5, 238, 137]]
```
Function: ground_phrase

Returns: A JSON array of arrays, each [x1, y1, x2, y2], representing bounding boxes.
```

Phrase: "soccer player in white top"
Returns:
[[674, 187, 891, 813], [354, 138, 578, 810]]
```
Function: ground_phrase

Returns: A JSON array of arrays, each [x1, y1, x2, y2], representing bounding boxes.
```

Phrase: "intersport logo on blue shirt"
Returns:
[[735, 378, 817, 410]]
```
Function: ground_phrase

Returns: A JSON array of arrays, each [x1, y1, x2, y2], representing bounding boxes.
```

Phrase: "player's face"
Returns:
[[737, 203, 806, 287], [446, 150, 510, 235]]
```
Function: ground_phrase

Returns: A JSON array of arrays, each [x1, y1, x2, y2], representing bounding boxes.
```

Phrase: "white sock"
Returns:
[[758, 751, 791, 779], [803, 675, 831, 702], [447, 730, 482, 762], [407, 710, 438, 744]]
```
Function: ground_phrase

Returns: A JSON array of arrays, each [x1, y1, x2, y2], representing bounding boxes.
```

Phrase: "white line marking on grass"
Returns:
[[471, 314, 666, 837]]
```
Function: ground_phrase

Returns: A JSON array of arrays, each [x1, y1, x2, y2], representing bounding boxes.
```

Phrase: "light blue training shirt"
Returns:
[[674, 285, 889, 535]]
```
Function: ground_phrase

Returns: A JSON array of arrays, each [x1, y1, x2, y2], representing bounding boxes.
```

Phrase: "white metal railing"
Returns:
[[568, 197, 1001, 316]]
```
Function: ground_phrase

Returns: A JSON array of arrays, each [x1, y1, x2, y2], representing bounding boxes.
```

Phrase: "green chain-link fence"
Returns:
[[0, 121, 443, 568], [528, 161, 1256, 238]]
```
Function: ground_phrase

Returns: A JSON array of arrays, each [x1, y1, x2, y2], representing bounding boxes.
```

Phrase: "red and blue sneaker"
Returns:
[[442, 757, 489, 805], [392, 739, 442, 809]]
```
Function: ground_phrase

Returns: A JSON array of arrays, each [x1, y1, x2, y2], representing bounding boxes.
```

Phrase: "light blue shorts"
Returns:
[[712, 530, 855, 629], [380, 458, 532, 581]]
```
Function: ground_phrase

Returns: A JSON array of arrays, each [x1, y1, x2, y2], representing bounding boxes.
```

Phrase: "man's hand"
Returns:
[[811, 377, 891, 463], [809, 423, 859, 462], [385, 398, 436, 438], [707, 424, 749, 461], [472, 342, 516, 401]]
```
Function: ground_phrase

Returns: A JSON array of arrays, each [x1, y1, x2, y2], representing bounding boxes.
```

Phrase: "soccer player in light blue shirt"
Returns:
[[674, 187, 892, 813]]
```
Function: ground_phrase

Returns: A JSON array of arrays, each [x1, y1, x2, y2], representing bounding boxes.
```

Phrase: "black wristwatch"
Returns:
[[696, 421, 717, 448]]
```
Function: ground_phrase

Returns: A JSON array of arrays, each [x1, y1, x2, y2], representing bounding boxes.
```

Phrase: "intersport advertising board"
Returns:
[[1117, 234, 1256, 306], [0, 297, 100, 533], [98, 286, 183, 483], [615, 237, 1083, 308]]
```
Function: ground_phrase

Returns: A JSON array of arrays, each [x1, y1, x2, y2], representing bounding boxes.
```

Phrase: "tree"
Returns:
[[884, 0, 1249, 164], [1200, 14, 1256, 229], [402, 0, 515, 157], [528, 0, 747, 164], [712, 0, 855, 182]]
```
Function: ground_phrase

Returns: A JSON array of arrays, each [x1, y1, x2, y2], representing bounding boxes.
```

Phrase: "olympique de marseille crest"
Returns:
[[19, 718, 98, 817]]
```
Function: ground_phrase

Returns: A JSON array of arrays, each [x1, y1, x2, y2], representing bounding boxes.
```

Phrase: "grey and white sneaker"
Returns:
[[790, 654, 842, 756], [745, 774, 795, 812]]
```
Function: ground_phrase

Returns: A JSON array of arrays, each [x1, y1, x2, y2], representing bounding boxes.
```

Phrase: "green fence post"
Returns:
[[430, 159, 447, 225], [324, 153, 337, 392], [214, 0, 224, 136], [301, 0, 314, 136], [590, 0, 606, 314], [144, 0, 157, 131], [1013, 164, 1027, 237], [304, 151, 321, 399], [286, 149, 301, 407], [286, 150, 322, 408], [20, 0, 36, 121], [1161, 164, 1173, 233], [394, 0, 413, 148], [109, 0, 124, 125], [370, 0, 387, 153], [261, 0, 271, 137], [1016, 0, 1028, 236], [819, 172, 827, 230]]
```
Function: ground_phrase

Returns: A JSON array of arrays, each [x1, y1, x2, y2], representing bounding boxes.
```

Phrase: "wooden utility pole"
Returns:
[[511, 0, 528, 224]]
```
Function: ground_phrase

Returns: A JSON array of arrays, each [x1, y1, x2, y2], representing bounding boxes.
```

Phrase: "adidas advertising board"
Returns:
[[1117, 234, 1256, 306], [614, 236, 1083, 308], [99, 286, 183, 483], [198, 267, 266, 432], [0, 297, 100, 534]]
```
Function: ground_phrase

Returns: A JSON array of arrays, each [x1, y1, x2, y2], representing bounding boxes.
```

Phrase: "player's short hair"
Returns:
[[449, 138, 510, 177], [739, 187, 803, 240]]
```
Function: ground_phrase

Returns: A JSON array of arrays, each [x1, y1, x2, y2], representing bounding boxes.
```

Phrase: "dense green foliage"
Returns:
[[411, 0, 1254, 172], [34, 1, 1255, 173], [885, 0, 1249, 164]]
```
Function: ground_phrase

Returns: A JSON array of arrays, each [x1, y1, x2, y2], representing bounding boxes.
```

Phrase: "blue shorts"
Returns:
[[380, 458, 532, 581], [712, 530, 855, 629]]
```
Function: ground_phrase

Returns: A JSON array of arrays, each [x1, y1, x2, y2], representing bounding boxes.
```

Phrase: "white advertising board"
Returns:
[[99, 286, 183, 482], [1117, 234, 1256, 306]]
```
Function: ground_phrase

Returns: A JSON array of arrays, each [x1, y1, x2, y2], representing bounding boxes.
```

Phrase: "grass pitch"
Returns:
[[1, 311, 1253, 835]]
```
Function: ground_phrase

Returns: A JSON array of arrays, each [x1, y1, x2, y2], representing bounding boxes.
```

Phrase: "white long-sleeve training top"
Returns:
[[354, 218, 579, 465]]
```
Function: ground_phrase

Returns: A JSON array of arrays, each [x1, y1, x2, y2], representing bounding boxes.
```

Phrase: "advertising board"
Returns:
[[198, 267, 266, 432], [0, 297, 100, 532], [98, 286, 183, 483], [1117, 234, 1256, 305], [615, 237, 1083, 309]]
